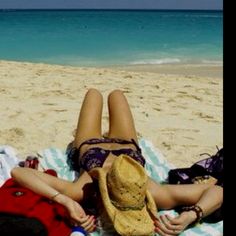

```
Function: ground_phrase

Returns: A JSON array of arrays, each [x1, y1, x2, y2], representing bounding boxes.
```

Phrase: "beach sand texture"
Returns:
[[0, 60, 223, 167]]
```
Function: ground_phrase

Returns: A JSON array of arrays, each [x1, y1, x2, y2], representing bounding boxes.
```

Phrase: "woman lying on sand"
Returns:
[[11, 88, 223, 235]]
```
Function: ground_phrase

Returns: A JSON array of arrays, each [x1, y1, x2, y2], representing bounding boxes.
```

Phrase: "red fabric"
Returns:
[[0, 170, 71, 236]]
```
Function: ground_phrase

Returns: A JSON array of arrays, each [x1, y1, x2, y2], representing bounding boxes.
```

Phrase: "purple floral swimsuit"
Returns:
[[69, 138, 145, 172]]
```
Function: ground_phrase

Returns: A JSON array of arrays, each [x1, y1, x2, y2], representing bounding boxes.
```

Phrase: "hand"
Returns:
[[57, 194, 96, 232], [154, 211, 197, 235], [72, 215, 97, 233]]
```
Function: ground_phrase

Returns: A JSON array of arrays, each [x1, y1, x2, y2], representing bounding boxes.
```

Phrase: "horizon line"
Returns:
[[0, 8, 223, 11]]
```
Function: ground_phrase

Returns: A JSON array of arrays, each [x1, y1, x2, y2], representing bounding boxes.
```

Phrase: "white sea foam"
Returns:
[[201, 60, 223, 65], [130, 58, 181, 65]]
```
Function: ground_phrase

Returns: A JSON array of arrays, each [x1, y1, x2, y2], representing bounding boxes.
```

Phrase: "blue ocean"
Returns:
[[0, 10, 223, 67]]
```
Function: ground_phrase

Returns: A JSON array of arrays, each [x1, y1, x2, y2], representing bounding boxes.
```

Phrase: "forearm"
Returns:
[[194, 185, 223, 218], [180, 185, 223, 225], [11, 167, 89, 224], [11, 167, 61, 199], [153, 184, 223, 234]]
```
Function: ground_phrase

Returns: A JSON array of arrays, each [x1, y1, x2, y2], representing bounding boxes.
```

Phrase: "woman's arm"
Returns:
[[11, 167, 76, 199], [10, 167, 96, 232], [148, 179, 223, 235], [148, 178, 222, 210]]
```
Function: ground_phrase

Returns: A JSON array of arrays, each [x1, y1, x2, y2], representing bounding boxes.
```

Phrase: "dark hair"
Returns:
[[66, 142, 80, 172]]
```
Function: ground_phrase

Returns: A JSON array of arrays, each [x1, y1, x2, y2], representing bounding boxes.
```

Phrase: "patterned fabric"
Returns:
[[37, 139, 223, 236], [81, 147, 145, 171], [67, 138, 145, 172]]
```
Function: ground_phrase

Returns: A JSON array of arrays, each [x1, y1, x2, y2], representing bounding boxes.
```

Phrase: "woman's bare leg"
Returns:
[[73, 88, 103, 148], [107, 89, 138, 142], [71, 89, 103, 200]]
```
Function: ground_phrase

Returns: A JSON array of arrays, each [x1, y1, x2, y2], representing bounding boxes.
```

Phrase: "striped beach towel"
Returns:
[[38, 138, 223, 236]]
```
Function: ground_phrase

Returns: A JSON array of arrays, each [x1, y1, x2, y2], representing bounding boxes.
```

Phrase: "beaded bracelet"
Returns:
[[182, 205, 204, 224]]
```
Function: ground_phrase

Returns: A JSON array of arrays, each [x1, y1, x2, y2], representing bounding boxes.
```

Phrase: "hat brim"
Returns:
[[90, 167, 158, 235]]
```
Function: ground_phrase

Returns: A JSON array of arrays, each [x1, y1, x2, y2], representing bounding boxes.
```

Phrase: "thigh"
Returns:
[[73, 89, 103, 147], [107, 90, 138, 142]]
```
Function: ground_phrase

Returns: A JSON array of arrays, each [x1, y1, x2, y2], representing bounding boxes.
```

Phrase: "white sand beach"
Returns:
[[0, 60, 223, 167]]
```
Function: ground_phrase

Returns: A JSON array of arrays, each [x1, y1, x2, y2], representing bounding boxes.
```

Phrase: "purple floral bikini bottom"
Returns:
[[68, 138, 145, 172]]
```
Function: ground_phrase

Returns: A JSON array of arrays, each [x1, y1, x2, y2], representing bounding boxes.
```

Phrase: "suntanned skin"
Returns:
[[11, 88, 223, 235]]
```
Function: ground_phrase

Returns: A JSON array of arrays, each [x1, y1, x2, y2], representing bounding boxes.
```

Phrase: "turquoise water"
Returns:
[[0, 10, 223, 67]]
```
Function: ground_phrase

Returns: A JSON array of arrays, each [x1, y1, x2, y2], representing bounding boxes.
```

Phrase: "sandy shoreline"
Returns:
[[110, 63, 223, 79], [0, 60, 223, 167]]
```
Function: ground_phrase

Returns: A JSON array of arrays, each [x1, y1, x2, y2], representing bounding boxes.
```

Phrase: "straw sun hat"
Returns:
[[89, 154, 158, 236]]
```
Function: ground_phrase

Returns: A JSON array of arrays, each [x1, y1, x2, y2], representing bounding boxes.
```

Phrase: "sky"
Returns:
[[0, 0, 223, 10]]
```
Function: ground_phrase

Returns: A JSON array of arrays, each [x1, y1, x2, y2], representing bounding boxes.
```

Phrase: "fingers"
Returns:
[[164, 214, 183, 225], [154, 215, 183, 235], [154, 220, 178, 235], [71, 215, 96, 233], [160, 215, 183, 231], [155, 225, 176, 236], [80, 215, 96, 232], [65, 199, 96, 232]]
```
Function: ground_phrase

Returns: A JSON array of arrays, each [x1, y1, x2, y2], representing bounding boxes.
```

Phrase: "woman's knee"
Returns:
[[86, 88, 102, 98], [108, 89, 124, 102]]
